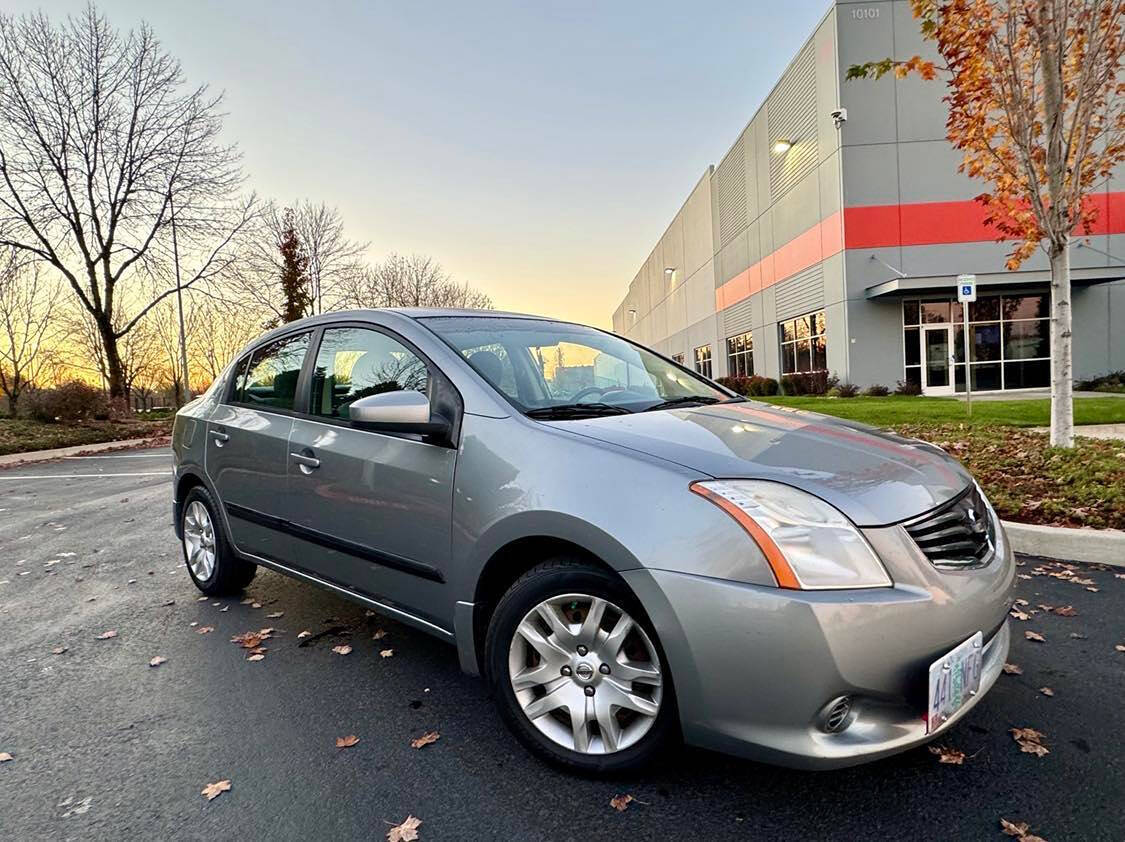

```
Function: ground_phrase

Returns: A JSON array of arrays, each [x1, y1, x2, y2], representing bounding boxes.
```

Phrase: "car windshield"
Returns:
[[422, 316, 729, 415]]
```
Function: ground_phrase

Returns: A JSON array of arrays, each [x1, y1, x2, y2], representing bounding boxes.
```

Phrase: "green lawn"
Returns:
[[0, 416, 173, 457], [760, 395, 1125, 428]]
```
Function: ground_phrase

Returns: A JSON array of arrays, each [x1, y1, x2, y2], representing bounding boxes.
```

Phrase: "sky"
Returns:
[[7, 0, 831, 327]]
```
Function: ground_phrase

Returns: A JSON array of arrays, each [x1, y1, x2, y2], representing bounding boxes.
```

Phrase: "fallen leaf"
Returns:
[[1116, 644, 1125, 652], [240, 598, 254, 605], [1009, 727, 1049, 757], [1009, 610, 1030, 621], [1038, 687, 1054, 697], [197, 596, 208, 602], [189, 622, 198, 628], [1002, 663, 1023, 675], [336, 735, 360, 749], [251, 602, 262, 609], [386, 815, 422, 842], [1053, 605, 1077, 617], [610, 794, 635, 811], [162, 599, 175, 607], [332, 645, 352, 656], [51, 646, 67, 655], [0, 752, 12, 762], [373, 629, 387, 640], [410, 731, 440, 749], [230, 631, 266, 649], [380, 649, 394, 658], [266, 611, 284, 619], [1024, 631, 1045, 642], [927, 745, 965, 764], [95, 630, 117, 640], [1086, 587, 1099, 592], [201, 779, 231, 801], [297, 630, 311, 639], [1014, 598, 1029, 606], [246, 653, 265, 662], [1070, 632, 1088, 639], [196, 626, 215, 635], [149, 656, 167, 668], [1000, 819, 1030, 837]]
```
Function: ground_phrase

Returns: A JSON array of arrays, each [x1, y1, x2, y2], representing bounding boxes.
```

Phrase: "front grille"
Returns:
[[904, 486, 995, 570]]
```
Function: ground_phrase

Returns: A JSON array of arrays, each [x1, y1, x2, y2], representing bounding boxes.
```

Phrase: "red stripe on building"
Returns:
[[715, 192, 1125, 312]]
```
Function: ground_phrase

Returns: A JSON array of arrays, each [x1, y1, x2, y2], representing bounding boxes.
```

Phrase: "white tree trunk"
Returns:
[[1048, 242, 1074, 448]]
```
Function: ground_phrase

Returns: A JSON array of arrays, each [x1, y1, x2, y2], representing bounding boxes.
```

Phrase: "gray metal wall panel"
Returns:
[[713, 133, 749, 248], [836, 2, 897, 147], [774, 265, 826, 321], [722, 297, 755, 337], [767, 45, 819, 201]]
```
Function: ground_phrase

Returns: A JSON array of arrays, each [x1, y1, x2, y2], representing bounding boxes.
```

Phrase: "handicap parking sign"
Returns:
[[957, 274, 976, 303]]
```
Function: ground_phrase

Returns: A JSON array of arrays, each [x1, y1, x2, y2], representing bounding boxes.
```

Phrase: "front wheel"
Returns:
[[485, 559, 676, 774]]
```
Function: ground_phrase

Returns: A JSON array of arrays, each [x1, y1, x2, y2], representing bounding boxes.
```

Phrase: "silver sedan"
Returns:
[[172, 309, 1013, 774]]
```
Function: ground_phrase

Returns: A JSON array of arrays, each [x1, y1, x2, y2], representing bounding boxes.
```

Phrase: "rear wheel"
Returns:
[[180, 486, 256, 595], [485, 559, 675, 774]]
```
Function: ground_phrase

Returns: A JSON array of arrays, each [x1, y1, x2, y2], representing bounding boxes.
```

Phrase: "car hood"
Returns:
[[559, 402, 973, 526]]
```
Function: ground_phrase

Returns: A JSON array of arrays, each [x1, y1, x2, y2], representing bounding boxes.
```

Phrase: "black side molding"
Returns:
[[224, 502, 445, 583]]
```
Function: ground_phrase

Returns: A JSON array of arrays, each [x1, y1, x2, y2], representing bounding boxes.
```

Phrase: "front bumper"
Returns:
[[623, 524, 1014, 770]]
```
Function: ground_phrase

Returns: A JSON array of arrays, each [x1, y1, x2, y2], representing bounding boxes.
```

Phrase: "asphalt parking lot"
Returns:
[[1, 447, 1123, 841]]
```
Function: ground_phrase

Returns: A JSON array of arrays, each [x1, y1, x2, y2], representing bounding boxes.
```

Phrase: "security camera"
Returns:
[[830, 107, 847, 128]]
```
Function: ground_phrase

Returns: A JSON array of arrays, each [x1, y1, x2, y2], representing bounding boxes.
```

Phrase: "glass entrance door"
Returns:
[[922, 326, 954, 395]]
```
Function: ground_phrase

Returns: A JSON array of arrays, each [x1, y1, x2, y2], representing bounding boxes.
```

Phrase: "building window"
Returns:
[[671, 352, 685, 365], [779, 311, 827, 375], [902, 294, 1049, 391], [693, 345, 713, 378], [725, 332, 754, 377]]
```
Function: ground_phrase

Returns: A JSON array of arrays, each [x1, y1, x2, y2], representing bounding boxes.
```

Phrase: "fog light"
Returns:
[[820, 696, 853, 733]]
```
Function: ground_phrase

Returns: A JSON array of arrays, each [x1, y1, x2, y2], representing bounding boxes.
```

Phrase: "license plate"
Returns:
[[927, 631, 983, 733]]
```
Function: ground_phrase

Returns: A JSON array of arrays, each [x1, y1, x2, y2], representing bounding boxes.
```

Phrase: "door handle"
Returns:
[[210, 430, 229, 446], [290, 452, 320, 472]]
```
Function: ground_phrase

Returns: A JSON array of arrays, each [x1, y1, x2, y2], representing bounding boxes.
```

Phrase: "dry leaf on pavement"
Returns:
[[0, 752, 12, 762], [1013, 598, 1028, 606], [196, 626, 214, 635], [1053, 605, 1077, 617], [1024, 631, 1045, 642], [246, 653, 265, 662], [928, 745, 965, 764], [336, 735, 360, 749], [201, 779, 231, 801], [386, 815, 422, 842], [380, 649, 394, 658], [1009, 609, 1030, 621], [1115, 644, 1125, 652], [251, 602, 262, 609], [51, 646, 67, 655], [1002, 663, 1023, 675], [1000, 818, 1046, 841], [297, 630, 311, 639], [266, 611, 284, 619], [373, 629, 387, 640], [332, 645, 352, 656], [610, 794, 635, 811], [410, 731, 440, 749], [1009, 727, 1049, 757], [1038, 687, 1054, 697], [96, 630, 117, 640], [149, 656, 167, 668]]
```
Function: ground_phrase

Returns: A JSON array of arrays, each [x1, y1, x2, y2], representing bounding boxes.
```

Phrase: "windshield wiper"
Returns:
[[642, 395, 728, 412], [525, 402, 632, 420]]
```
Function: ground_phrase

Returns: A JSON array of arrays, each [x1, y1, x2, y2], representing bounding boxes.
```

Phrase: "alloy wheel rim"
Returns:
[[183, 500, 217, 582], [508, 593, 663, 755]]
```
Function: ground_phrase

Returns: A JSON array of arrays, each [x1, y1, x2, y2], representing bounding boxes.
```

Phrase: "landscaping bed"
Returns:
[[0, 416, 173, 456], [762, 395, 1125, 427], [891, 425, 1125, 531]]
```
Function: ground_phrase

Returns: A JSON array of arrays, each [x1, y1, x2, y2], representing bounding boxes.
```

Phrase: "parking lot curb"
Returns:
[[0, 437, 162, 467], [1003, 520, 1125, 567]]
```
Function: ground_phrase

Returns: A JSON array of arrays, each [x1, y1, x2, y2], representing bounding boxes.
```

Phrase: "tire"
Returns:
[[180, 485, 256, 596], [485, 558, 677, 774]]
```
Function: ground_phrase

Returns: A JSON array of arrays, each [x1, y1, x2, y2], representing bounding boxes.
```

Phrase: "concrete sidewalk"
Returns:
[[0, 436, 165, 467], [1028, 423, 1125, 441]]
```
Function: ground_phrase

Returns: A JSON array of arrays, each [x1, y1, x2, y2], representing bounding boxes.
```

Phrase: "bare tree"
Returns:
[[193, 295, 260, 383], [341, 253, 493, 310], [150, 294, 204, 405], [67, 304, 161, 399], [0, 6, 256, 400], [0, 253, 58, 415], [233, 200, 366, 322]]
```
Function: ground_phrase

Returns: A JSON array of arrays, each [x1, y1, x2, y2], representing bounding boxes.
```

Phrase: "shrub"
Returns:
[[749, 376, 779, 396], [1076, 370, 1125, 393], [715, 375, 753, 396], [25, 380, 109, 422], [894, 379, 923, 396], [780, 371, 835, 395], [864, 384, 890, 397], [835, 382, 861, 398]]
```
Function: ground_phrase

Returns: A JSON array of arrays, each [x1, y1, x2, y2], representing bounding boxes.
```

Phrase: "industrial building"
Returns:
[[611, 0, 1125, 394]]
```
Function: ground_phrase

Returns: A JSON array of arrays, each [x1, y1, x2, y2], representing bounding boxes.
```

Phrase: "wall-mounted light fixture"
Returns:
[[772, 138, 793, 154], [628, 308, 637, 324]]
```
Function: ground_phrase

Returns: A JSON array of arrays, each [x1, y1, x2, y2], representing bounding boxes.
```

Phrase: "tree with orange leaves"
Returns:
[[849, 0, 1125, 447]]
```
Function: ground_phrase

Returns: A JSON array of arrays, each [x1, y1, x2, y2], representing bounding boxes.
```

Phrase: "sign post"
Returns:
[[957, 274, 976, 415]]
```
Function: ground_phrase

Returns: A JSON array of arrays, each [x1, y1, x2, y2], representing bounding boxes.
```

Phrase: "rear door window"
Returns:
[[237, 332, 311, 410]]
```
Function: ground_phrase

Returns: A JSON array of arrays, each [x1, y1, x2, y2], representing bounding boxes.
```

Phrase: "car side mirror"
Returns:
[[347, 390, 451, 441]]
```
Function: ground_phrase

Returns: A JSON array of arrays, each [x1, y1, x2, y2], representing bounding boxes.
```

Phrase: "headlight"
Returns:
[[690, 480, 892, 590]]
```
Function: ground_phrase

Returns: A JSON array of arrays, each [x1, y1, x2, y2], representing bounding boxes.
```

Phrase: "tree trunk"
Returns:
[[1048, 241, 1073, 448], [96, 318, 127, 400]]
